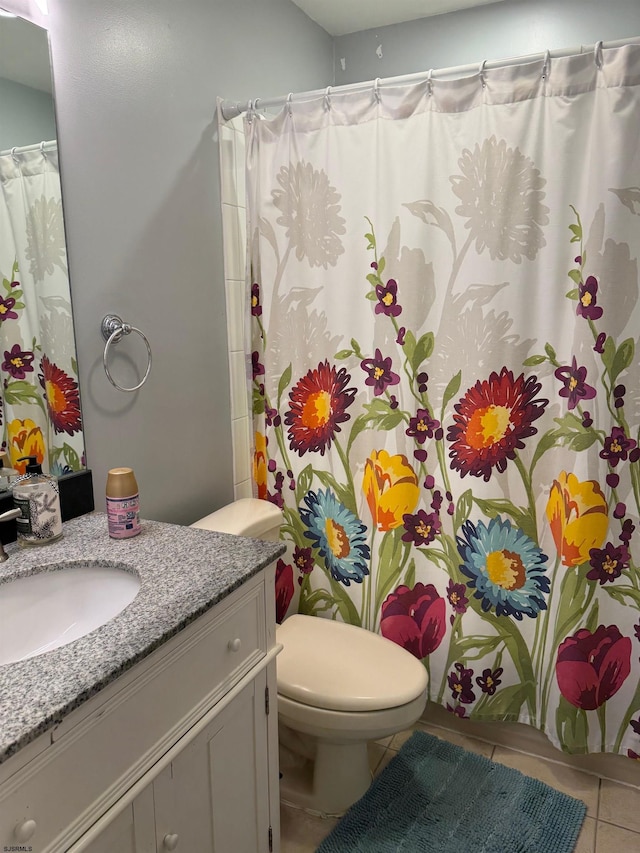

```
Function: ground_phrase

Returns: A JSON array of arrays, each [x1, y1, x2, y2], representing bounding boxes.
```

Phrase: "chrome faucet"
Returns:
[[0, 507, 21, 562]]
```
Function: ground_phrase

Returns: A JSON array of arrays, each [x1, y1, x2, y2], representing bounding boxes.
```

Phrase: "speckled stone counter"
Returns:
[[0, 512, 285, 764]]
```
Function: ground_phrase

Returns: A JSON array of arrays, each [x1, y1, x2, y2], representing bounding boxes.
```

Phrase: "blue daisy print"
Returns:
[[300, 489, 370, 586], [456, 517, 549, 620]]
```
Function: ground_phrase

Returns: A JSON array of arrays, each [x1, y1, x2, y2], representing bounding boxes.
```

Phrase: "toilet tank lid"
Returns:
[[276, 615, 429, 712], [191, 498, 283, 538]]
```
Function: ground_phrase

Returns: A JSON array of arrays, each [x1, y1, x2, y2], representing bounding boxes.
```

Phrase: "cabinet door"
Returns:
[[153, 670, 272, 853], [78, 785, 156, 853]]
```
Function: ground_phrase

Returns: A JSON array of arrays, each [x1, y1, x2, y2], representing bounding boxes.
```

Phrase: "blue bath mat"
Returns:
[[316, 731, 586, 853]]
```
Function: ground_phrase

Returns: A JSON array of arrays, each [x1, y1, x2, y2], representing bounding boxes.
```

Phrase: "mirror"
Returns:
[[0, 11, 86, 485]]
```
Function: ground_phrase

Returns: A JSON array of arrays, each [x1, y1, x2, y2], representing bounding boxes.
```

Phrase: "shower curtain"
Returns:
[[0, 143, 84, 477], [246, 44, 640, 757]]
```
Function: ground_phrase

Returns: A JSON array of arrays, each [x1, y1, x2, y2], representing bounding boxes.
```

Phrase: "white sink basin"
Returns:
[[0, 563, 140, 665]]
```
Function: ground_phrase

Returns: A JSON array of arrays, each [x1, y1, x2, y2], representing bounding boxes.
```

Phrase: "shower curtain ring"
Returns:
[[426, 69, 434, 96], [479, 59, 487, 88], [40, 141, 47, 159], [324, 86, 332, 110], [10, 147, 19, 164], [542, 49, 551, 80], [594, 40, 603, 69], [286, 93, 293, 115], [373, 78, 381, 104]]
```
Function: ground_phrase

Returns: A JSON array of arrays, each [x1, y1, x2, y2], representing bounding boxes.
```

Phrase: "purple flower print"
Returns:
[[375, 278, 402, 317], [401, 509, 441, 546], [587, 542, 630, 585], [620, 519, 635, 546], [554, 357, 596, 410], [631, 718, 640, 736], [406, 408, 442, 444], [476, 667, 503, 696], [396, 327, 406, 346], [613, 384, 626, 410], [600, 426, 638, 467], [594, 332, 607, 354], [447, 579, 469, 617], [0, 296, 18, 323], [576, 275, 603, 320], [2, 344, 34, 379], [293, 546, 314, 575], [360, 349, 400, 396], [448, 663, 476, 704], [251, 282, 262, 316], [447, 703, 468, 719], [252, 351, 265, 380]]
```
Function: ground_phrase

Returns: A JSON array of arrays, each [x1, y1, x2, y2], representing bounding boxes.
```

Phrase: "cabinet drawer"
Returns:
[[0, 575, 267, 853]]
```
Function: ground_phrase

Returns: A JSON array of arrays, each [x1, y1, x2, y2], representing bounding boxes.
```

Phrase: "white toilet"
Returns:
[[191, 498, 429, 816]]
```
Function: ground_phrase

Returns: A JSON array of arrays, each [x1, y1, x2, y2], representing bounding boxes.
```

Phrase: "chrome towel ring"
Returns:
[[101, 314, 152, 392]]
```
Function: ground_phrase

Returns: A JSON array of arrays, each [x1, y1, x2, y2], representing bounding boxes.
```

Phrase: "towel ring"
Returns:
[[101, 314, 152, 392]]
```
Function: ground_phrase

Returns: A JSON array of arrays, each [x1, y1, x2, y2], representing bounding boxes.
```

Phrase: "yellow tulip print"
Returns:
[[545, 471, 608, 567], [254, 431, 268, 499], [362, 449, 420, 532], [7, 418, 45, 473]]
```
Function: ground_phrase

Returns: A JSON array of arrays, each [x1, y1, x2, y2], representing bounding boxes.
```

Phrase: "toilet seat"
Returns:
[[276, 614, 428, 712]]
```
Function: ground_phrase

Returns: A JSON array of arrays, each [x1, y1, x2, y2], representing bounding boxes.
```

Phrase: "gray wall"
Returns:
[[0, 78, 56, 150], [6, 0, 639, 527], [4, 0, 333, 525], [334, 0, 640, 84]]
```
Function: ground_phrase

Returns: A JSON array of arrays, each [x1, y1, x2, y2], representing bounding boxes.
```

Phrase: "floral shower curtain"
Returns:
[[0, 143, 84, 477], [247, 44, 640, 757]]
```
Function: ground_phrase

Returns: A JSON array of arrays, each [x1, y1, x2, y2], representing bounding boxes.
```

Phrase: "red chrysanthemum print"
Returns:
[[285, 360, 356, 456], [447, 367, 547, 481], [38, 355, 82, 435]]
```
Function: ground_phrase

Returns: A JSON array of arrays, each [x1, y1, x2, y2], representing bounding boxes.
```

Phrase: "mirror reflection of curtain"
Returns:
[[0, 141, 85, 476]]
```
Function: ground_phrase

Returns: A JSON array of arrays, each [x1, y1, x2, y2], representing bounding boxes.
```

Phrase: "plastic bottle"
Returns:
[[12, 456, 63, 547], [106, 467, 141, 539]]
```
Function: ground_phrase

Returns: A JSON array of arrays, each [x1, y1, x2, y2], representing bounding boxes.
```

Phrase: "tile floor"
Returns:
[[280, 719, 640, 853]]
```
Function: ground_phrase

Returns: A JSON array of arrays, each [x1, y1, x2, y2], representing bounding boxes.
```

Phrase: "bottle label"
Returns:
[[107, 493, 141, 538], [13, 495, 33, 535], [14, 490, 63, 543]]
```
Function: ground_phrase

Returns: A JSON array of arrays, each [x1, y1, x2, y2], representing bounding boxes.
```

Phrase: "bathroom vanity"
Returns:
[[0, 514, 285, 852]]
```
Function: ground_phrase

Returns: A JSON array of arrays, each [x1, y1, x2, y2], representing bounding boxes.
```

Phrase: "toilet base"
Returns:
[[279, 736, 372, 817]]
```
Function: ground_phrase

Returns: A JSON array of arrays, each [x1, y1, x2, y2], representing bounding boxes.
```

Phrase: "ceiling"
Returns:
[[290, 0, 505, 36]]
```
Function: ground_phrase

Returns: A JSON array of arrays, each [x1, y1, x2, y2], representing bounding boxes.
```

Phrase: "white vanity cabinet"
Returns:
[[0, 565, 281, 853], [82, 672, 275, 853]]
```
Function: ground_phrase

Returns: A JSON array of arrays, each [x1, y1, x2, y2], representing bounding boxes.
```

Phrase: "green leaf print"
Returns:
[[299, 588, 338, 616], [441, 370, 462, 413], [4, 380, 45, 411], [277, 364, 292, 406], [472, 496, 537, 543], [451, 634, 504, 662], [610, 338, 635, 384], [477, 683, 530, 719], [556, 696, 589, 754], [410, 332, 435, 373], [374, 529, 407, 617]]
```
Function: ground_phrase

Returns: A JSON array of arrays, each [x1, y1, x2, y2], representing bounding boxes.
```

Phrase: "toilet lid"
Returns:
[[276, 614, 429, 712]]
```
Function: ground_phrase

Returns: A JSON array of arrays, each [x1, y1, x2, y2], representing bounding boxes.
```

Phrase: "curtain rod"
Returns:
[[219, 35, 640, 121], [0, 139, 56, 158]]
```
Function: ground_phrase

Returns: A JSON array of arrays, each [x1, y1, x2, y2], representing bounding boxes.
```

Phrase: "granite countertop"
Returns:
[[0, 512, 285, 765]]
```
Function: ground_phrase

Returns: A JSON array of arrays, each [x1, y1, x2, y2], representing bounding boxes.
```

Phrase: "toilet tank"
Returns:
[[190, 498, 284, 541]]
